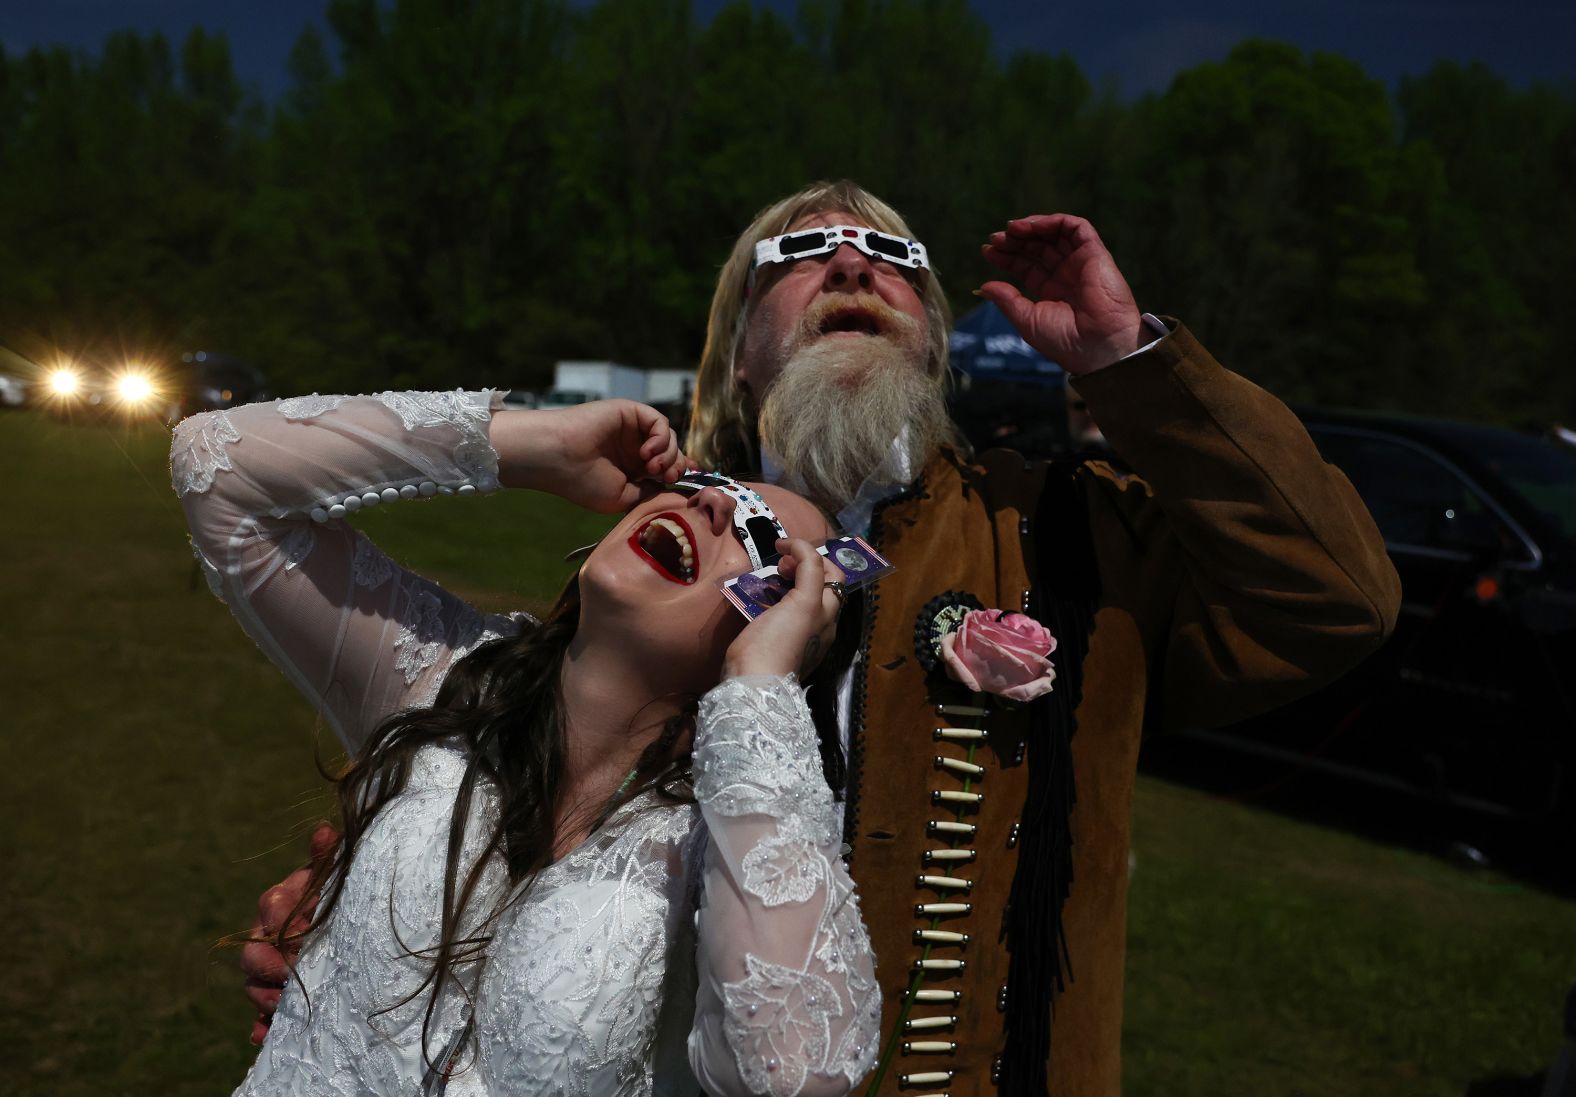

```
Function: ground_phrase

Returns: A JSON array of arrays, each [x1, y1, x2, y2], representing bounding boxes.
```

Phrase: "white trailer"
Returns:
[[548, 360, 647, 404], [644, 369, 694, 405], [545, 361, 694, 407]]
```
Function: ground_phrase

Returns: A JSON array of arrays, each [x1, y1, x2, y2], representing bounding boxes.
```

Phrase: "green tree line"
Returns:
[[1, 0, 1571, 423]]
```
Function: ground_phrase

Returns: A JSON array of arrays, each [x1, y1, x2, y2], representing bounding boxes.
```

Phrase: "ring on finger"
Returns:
[[823, 580, 848, 604]]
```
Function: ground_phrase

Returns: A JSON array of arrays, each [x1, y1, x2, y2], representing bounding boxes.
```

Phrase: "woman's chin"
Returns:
[[573, 609, 732, 693]]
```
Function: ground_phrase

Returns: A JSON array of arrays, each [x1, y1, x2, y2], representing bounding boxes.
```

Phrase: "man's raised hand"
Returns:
[[491, 399, 689, 513], [978, 214, 1143, 376]]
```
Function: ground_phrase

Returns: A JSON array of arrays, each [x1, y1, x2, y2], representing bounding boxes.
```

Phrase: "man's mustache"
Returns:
[[786, 292, 919, 352]]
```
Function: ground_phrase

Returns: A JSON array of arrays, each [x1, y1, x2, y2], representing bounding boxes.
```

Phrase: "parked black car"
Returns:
[[1182, 410, 1576, 826]]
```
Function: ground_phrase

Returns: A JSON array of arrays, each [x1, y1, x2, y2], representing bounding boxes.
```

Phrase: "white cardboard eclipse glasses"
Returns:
[[669, 471, 896, 617], [669, 471, 788, 570], [748, 224, 930, 293]]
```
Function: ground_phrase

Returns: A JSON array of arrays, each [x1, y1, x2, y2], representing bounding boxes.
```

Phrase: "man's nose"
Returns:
[[822, 242, 874, 292], [686, 486, 735, 536]]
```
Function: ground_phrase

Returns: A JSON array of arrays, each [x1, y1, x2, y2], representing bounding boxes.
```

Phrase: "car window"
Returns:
[[1310, 429, 1530, 561], [1426, 422, 1576, 546]]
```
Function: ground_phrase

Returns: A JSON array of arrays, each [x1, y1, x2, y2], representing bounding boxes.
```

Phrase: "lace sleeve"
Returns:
[[687, 675, 880, 1097], [171, 391, 521, 753]]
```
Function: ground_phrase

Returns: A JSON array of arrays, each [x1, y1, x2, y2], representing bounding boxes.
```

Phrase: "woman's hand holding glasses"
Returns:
[[722, 538, 846, 681]]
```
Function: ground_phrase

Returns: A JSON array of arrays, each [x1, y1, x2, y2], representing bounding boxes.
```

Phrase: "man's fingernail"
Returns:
[[972, 289, 985, 297]]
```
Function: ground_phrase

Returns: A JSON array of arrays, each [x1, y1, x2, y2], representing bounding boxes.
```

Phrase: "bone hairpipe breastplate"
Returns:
[[843, 451, 1048, 1096]]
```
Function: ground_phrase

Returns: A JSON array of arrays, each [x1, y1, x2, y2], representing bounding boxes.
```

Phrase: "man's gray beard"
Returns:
[[757, 336, 951, 512]]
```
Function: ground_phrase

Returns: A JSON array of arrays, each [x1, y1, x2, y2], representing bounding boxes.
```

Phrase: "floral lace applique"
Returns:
[[276, 393, 350, 420], [392, 581, 446, 685], [723, 955, 842, 1097], [371, 391, 500, 492], [400, 607, 516, 711], [695, 676, 882, 1096], [474, 797, 699, 1097], [351, 534, 395, 591], [514, 894, 587, 998], [449, 603, 487, 659], [817, 892, 878, 1000], [170, 410, 241, 496], [373, 390, 492, 435], [830, 989, 882, 1085], [740, 826, 828, 907], [694, 677, 832, 828]]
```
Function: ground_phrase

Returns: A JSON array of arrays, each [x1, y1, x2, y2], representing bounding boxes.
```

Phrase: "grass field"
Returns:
[[2, 410, 1570, 1096]]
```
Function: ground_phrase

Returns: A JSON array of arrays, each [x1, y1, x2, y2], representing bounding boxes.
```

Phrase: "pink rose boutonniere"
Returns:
[[938, 609, 1058, 703]]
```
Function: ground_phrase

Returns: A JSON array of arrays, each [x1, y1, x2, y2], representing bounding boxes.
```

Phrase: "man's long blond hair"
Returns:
[[685, 180, 954, 474]]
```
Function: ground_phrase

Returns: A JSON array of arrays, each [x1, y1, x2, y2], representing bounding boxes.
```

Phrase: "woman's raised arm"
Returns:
[[172, 391, 519, 753]]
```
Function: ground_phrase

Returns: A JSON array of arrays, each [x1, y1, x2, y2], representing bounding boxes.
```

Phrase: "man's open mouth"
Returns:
[[817, 306, 885, 337], [629, 512, 698, 585]]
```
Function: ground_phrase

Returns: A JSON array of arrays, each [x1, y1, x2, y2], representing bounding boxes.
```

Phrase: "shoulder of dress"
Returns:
[[589, 794, 701, 857], [406, 739, 484, 793]]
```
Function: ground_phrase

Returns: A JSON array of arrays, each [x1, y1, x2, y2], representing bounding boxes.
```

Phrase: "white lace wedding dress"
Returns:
[[173, 391, 881, 1097]]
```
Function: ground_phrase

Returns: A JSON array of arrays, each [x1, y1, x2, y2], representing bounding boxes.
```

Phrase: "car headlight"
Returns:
[[115, 370, 155, 404], [49, 367, 81, 396]]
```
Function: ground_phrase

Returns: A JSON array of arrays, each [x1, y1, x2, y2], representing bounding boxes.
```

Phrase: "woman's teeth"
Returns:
[[635, 516, 695, 583], [653, 518, 694, 572]]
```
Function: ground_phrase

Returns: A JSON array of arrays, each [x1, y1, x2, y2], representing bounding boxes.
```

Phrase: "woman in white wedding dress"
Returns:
[[171, 390, 881, 1097]]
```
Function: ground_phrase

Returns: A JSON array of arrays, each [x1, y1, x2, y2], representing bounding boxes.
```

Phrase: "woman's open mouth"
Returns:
[[629, 512, 698, 585]]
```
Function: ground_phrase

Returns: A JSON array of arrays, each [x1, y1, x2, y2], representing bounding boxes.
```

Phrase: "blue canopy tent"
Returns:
[[947, 300, 1064, 384], [946, 300, 1072, 457]]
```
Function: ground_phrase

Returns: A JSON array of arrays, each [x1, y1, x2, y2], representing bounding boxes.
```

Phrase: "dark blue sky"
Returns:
[[3, 0, 1572, 99]]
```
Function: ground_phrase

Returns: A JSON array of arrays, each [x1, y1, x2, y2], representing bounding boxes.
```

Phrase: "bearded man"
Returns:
[[685, 180, 1398, 1096], [240, 181, 1398, 1096]]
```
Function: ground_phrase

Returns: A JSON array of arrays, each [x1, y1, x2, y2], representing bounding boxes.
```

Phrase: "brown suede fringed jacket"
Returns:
[[839, 322, 1400, 1097]]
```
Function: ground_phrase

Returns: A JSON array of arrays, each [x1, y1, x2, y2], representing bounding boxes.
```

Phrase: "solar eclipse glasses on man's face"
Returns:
[[747, 224, 930, 294], [670, 472, 787, 570]]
